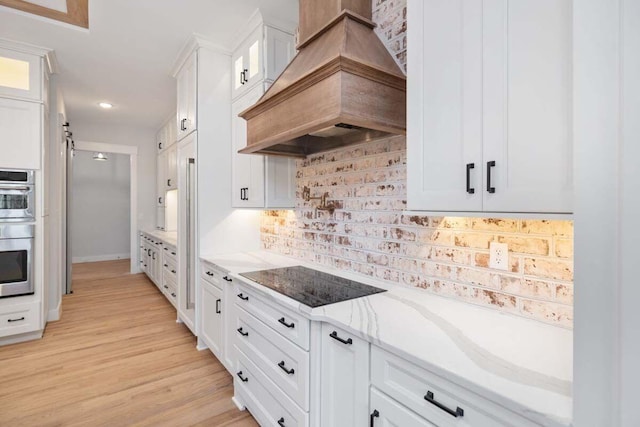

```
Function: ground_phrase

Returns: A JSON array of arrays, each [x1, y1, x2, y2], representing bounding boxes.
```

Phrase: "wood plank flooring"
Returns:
[[0, 260, 258, 427]]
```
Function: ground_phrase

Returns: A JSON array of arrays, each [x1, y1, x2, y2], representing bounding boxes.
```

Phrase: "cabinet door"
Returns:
[[156, 207, 165, 231], [166, 144, 178, 190], [264, 26, 295, 82], [0, 98, 41, 170], [320, 323, 370, 427], [185, 52, 197, 135], [481, 0, 572, 213], [0, 48, 41, 101], [265, 156, 296, 208], [156, 126, 165, 153], [157, 150, 167, 206], [232, 27, 263, 100], [407, 0, 483, 212], [232, 85, 265, 208], [202, 282, 223, 357], [176, 52, 196, 140], [370, 388, 435, 427]]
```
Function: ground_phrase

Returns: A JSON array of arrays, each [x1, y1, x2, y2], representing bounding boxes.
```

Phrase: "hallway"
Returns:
[[0, 260, 257, 426]]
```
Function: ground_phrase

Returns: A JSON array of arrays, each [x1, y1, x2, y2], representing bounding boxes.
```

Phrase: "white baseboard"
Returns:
[[72, 253, 130, 263], [0, 330, 43, 346], [47, 300, 62, 322]]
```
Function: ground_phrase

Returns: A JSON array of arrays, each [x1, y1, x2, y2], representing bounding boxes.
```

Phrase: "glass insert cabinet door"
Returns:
[[0, 48, 42, 101]]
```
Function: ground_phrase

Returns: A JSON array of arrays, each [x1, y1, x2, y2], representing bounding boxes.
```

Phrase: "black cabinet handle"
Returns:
[[164, 247, 168, 251], [236, 371, 248, 382], [243, 69, 248, 84], [158, 142, 162, 150], [181, 118, 187, 131], [278, 361, 295, 375], [7, 317, 25, 323], [370, 410, 379, 427], [237, 293, 249, 301], [215, 299, 221, 314], [171, 252, 176, 256], [486, 161, 496, 194], [147, 249, 151, 256], [277, 418, 286, 427], [223, 276, 233, 282], [206, 271, 214, 276], [329, 331, 353, 345], [466, 163, 475, 194], [244, 187, 249, 200], [171, 292, 176, 298], [164, 264, 168, 267], [171, 269, 176, 274], [159, 196, 162, 204], [164, 285, 169, 289], [424, 391, 464, 417], [152, 253, 156, 260], [278, 317, 295, 329], [167, 179, 171, 187], [237, 327, 248, 337]]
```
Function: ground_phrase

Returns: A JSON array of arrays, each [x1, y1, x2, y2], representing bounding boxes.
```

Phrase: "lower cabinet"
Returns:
[[0, 301, 41, 338], [370, 388, 435, 427], [319, 323, 370, 427], [139, 232, 179, 310], [201, 279, 223, 357]]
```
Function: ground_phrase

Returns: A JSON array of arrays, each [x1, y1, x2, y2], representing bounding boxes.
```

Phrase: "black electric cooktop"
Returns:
[[239, 266, 386, 308]]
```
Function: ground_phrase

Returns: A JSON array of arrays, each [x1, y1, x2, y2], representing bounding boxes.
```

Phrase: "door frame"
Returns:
[[73, 140, 138, 274]]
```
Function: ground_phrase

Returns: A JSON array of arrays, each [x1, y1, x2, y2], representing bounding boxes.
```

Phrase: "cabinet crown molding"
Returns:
[[170, 34, 231, 78]]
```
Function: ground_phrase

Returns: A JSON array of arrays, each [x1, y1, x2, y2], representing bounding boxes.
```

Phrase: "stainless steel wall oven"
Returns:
[[0, 224, 34, 298], [0, 170, 35, 221]]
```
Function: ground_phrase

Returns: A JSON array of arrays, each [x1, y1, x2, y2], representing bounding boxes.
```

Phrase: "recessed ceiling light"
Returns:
[[98, 102, 113, 109], [93, 152, 108, 161]]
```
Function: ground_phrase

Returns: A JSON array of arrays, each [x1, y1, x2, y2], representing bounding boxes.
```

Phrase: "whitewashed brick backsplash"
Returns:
[[261, 136, 574, 328], [373, 0, 407, 71]]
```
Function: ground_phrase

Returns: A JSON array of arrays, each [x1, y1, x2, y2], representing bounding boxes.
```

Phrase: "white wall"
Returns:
[[70, 121, 156, 232], [70, 151, 130, 262]]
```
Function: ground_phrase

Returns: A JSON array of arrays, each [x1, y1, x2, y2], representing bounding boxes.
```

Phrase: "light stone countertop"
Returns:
[[141, 229, 178, 247], [201, 250, 573, 427]]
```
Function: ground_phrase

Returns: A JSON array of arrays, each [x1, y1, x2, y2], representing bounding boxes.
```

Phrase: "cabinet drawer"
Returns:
[[200, 262, 225, 290], [371, 346, 538, 427], [234, 280, 310, 350], [163, 257, 178, 281], [370, 387, 435, 427], [0, 302, 40, 338], [162, 244, 177, 262], [236, 305, 309, 410], [236, 349, 308, 427]]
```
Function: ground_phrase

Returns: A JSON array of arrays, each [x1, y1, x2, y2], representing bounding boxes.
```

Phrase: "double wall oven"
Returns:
[[0, 170, 35, 298]]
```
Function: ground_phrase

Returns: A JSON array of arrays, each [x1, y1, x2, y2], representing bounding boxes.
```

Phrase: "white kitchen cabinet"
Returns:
[[0, 48, 42, 101], [407, 0, 572, 214], [176, 51, 197, 141], [320, 323, 370, 427], [0, 97, 41, 170], [165, 143, 178, 191], [201, 279, 223, 357], [370, 388, 436, 427], [156, 150, 167, 207]]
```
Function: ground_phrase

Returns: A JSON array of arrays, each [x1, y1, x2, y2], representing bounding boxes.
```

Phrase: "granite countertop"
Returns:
[[201, 251, 573, 427], [142, 229, 178, 247]]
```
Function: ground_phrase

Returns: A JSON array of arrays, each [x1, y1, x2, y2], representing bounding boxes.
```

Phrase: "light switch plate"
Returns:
[[489, 242, 509, 271]]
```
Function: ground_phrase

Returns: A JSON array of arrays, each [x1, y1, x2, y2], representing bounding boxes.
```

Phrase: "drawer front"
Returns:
[[236, 305, 309, 410], [371, 347, 538, 427], [162, 244, 177, 262], [200, 262, 224, 290], [0, 302, 40, 338], [370, 387, 436, 427], [235, 280, 310, 350], [163, 257, 178, 281], [236, 349, 308, 427]]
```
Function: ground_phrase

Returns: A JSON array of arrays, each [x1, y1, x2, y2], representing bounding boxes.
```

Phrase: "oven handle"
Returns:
[[0, 186, 31, 191]]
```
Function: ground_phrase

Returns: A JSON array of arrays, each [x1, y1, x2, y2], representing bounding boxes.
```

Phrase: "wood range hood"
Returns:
[[238, 0, 406, 158]]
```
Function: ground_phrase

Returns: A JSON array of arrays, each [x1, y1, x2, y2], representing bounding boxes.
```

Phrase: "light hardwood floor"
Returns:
[[0, 259, 258, 427]]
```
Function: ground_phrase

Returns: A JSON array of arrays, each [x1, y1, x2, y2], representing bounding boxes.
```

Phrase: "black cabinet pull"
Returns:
[[237, 293, 249, 301], [215, 299, 221, 314], [240, 188, 244, 201], [181, 118, 187, 131], [277, 417, 286, 427], [171, 292, 176, 298], [466, 163, 475, 194], [164, 247, 168, 251], [278, 361, 295, 375], [486, 160, 496, 194], [206, 271, 214, 276], [152, 253, 156, 260], [164, 264, 168, 267], [158, 142, 162, 150], [171, 269, 176, 274], [244, 187, 249, 200], [370, 410, 379, 427], [147, 249, 151, 256], [167, 179, 171, 187], [278, 317, 295, 329], [243, 69, 248, 84], [7, 317, 25, 323], [424, 391, 464, 417], [237, 327, 248, 337], [223, 276, 233, 282], [329, 331, 353, 345], [164, 285, 169, 289], [236, 371, 248, 382], [171, 252, 176, 256], [159, 196, 162, 204]]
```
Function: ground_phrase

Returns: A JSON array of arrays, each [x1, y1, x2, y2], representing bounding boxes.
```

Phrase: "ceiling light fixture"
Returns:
[[93, 152, 108, 161], [98, 102, 113, 109]]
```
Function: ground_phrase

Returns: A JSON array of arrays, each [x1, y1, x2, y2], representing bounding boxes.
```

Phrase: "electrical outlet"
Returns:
[[489, 242, 509, 271]]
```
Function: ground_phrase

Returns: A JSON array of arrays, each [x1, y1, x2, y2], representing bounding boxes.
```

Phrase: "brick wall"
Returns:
[[373, 0, 407, 71], [261, 136, 574, 328]]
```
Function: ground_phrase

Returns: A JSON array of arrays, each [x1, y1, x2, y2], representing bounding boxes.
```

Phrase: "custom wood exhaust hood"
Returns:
[[238, 0, 406, 158]]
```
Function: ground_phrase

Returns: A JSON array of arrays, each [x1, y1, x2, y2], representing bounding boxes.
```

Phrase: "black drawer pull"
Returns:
[[278, 361, 295, 375], [223, 276, 233, 282], [237, 293, 249, 301], [329, 331, 353, 345], [424, 391, 464, 417], [215, 299, 221, 314], [487, 160, 496, 194], [171, 270, 176, 274], [171, 252, 176, 256], [278, 317, 295, 329], [277, 417, 286, 427], [164, 285, 169, 289], [236, 371, 248, 382], [466, 163, 475, 194], [164, 247, 168, 251], [370, 410, 379, 427], [171, 293, 176, 298], [206, 271, 214, 276], [237, 327, 248, 337], [164, 264, 168, 267], [7, 317, 25, 323]]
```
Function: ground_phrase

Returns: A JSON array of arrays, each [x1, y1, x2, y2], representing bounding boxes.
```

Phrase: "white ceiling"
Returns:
[[0, 0, 299, 129]]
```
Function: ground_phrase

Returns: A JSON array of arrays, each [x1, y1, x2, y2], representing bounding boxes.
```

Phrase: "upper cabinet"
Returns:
[[0, 47, 42, 102], [231, 16, 297, 209], [407, 0, 573, 214], [176, 51, 197, 141]]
